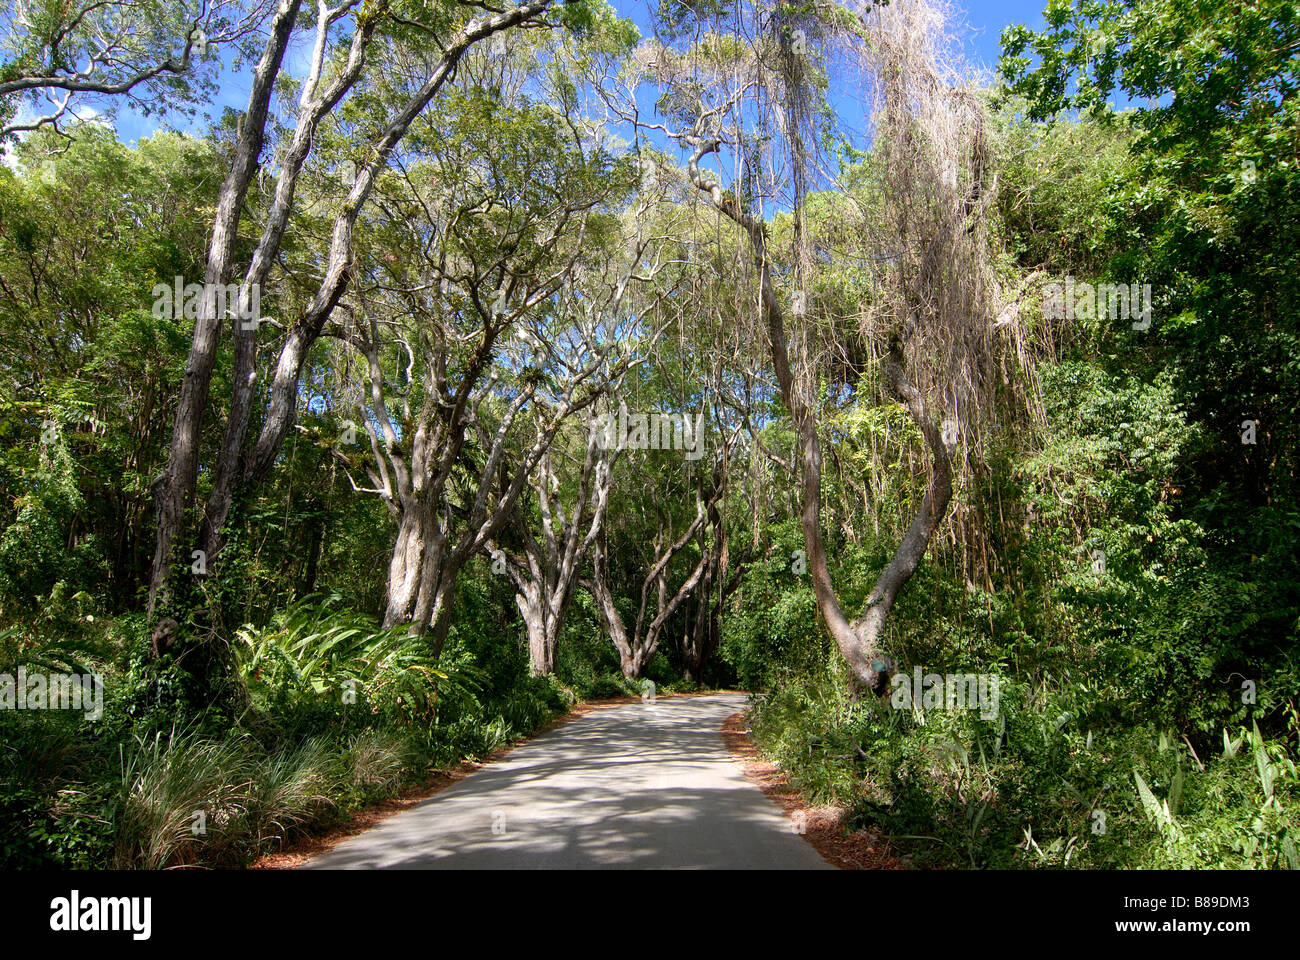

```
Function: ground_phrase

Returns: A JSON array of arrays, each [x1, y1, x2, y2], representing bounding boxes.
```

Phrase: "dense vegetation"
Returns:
[[1, 0, 1296, 869]]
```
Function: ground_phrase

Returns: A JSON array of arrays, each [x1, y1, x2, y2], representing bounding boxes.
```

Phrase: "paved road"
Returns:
[[304, 693, 832, 869]]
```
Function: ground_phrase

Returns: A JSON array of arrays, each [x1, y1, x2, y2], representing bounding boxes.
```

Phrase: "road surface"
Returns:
[[304, 692, 832, 869]]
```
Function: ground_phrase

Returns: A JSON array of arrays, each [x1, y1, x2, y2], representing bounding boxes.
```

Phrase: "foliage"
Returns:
[[235, 594, 479, 724], [1, 0, 1296, 872]]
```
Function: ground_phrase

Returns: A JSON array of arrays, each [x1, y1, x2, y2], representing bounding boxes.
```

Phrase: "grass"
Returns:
[[748, 676, 1300, 870], [1, 596, 574, 869]]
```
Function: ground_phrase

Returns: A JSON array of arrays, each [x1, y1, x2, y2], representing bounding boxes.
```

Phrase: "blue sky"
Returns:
[[916, 0, 1050, 72], [102, 0, 1052, 148]]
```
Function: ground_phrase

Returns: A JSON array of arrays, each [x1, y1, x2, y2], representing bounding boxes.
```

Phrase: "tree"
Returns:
[[492, 415, 620, 676], [648, 0, 1005, 694], [579, 349, 740, 680], [326, 24, 643, 656], [147, 0, 580, 663], [584, 456, 729, 680]]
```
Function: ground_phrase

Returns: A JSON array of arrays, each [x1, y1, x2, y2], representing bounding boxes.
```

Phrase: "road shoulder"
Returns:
[[719, 710, 909, 871]]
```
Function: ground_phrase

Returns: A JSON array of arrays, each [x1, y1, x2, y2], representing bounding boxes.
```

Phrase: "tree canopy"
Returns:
[[1, 0, 1297, 873]]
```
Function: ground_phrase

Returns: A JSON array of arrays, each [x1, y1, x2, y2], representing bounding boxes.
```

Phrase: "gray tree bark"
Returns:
[[688, 139, 953, 695], [149, 0, 559, 630], [583, 466, 728, 681], [491, 432, 620, 676], [148, 0, 304, 624]]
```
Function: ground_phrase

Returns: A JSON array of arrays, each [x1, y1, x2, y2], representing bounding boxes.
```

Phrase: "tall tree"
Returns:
[[648, 0, 1003, 693], [327, 25, 641, 651], [147, 1, 578, 660]]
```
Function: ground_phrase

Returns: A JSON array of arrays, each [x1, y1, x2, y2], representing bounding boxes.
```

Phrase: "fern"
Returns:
[[234, 594, 480, 720]]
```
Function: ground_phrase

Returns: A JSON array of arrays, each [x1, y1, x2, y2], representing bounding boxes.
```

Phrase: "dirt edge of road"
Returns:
[[719, 710, 909, 871], [249, 690, 727, 869]]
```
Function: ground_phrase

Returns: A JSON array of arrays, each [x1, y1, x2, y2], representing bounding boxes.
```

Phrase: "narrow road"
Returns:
[[304, 693, 832, 869]]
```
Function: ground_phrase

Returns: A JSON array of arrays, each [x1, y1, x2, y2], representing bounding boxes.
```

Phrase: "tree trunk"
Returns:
[[585, 477, 722, 682], [688, 141, 954, 695], [517, 585, 556, 676], [201, 6, 383, 563], [148, 0, 303, 620], [153, 1, 559, 628]]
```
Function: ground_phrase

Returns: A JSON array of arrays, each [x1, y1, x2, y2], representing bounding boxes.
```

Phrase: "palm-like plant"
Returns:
[[235, 594, 480, 721]]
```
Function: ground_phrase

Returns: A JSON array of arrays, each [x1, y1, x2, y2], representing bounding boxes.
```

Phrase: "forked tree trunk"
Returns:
[[584, 472, 724, 681], [201, 1, 384, 563], [688, 142, 954, 695], [493, 430, 620, 676], [149, 0, 557, 635], [149, 0, 303, 625], [516, 582, 557, 676], [680, 485, 728, 684]]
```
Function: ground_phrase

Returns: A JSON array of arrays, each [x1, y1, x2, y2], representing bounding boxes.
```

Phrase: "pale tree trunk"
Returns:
[[483, 197, 671, 675], [237, 0, 556, 496], [680, 555, 716, 685], [201, 0, 382, 562], [345, 289, 610, 650], [148, 0, 303, 626], [149, 0, 558, 631], [341, 174, 668, 661], [516, 582, 555, 676], [392, 393, 599, 657], [584, 468, 727, 681], [491, 427, 621, 676], [688, 141, 953, 695]]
